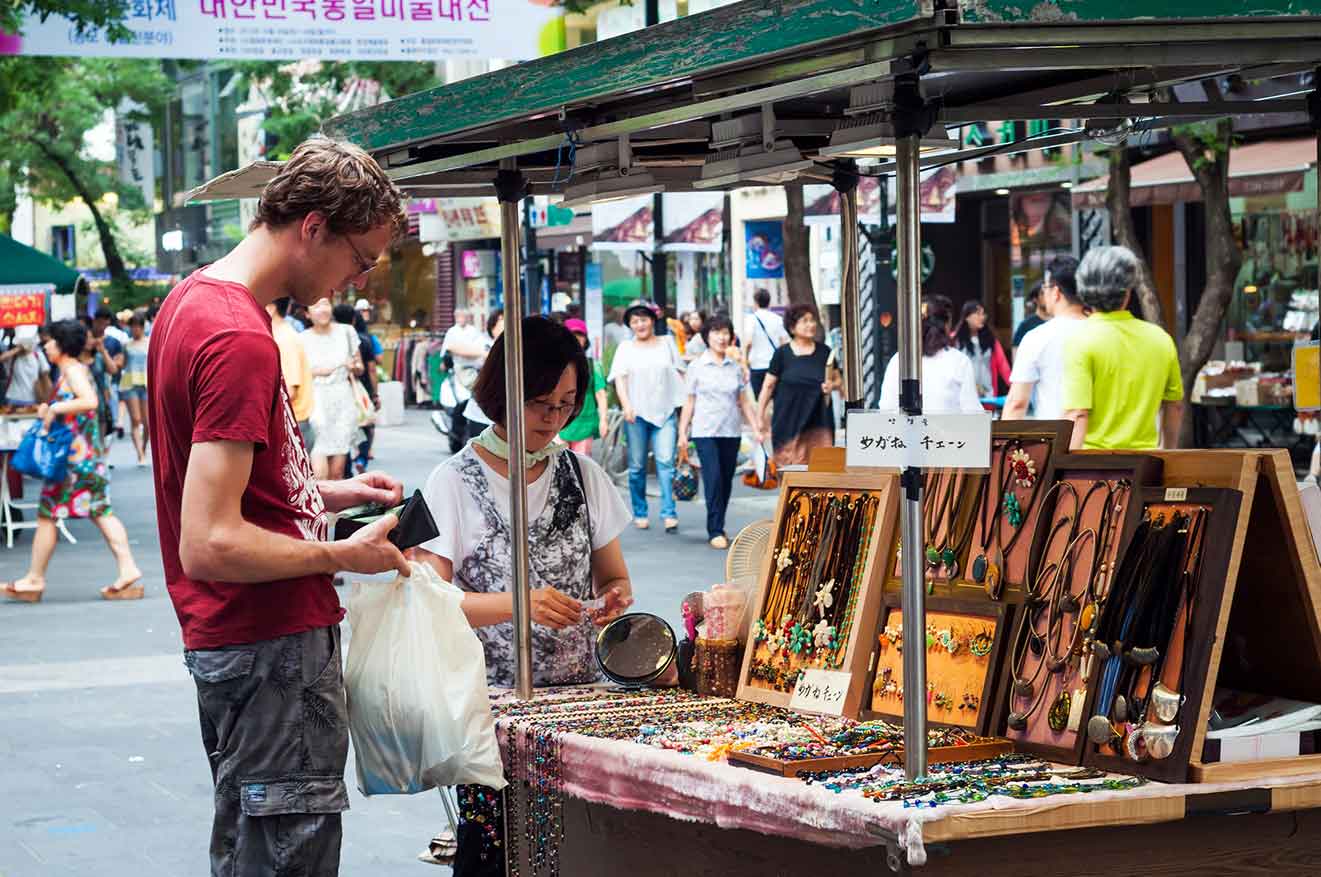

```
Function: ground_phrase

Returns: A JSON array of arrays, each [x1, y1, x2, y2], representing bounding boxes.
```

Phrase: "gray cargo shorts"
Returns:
[[184, 625, 349, 877]]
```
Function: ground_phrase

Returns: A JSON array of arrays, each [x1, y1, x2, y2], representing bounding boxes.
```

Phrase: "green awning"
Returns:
[[0, 234, 84, 296]]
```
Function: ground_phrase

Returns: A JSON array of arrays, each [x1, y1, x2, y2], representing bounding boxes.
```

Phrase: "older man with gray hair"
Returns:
[[1061, 245, 1184, 450]]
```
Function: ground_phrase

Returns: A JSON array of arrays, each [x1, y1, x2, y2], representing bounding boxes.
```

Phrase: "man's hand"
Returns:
[[333, 515, 409, 577], [319, 471, 404, 513]]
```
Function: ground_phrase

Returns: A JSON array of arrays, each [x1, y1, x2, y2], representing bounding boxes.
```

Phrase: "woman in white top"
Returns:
[[879, 297, 983, 414], [608, 299, 687, 533], [299, 297, 362, 479]]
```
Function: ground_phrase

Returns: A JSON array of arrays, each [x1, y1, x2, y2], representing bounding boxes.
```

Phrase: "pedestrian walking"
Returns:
[[335, 303, 378, 474], [3, 319, 143, 603], [677, 314, 764, 549], [743, 288, 789, 397], [755, 303, 839, 467], [92, 307, 126, 438], [301, 297, 363, 480], [880, 296, 983, 414], [413, 315, 633, 874], [681, 310, 707, 361], [608, 299, 687, 533], [0, 325, 51, 407], [1003, 256, 1084, 421], [147, 138, 408, 877], [1013, 283, 1048, 353], [955, 299, 1012, 399], [121, 313, 151, 466], [1062, 245, 1184, 450], [558, 317, 609, 455], [267, 296, 317, 450]]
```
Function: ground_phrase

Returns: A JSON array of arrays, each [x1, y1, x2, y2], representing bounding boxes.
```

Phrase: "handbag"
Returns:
[[12, 420, 74, 484], [353, 379, 377, 427], [674, 462, 700, 501]]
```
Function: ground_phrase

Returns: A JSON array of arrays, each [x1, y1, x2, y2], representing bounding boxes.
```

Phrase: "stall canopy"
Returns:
[[0, 233, 84, 296], [1072, 137, 1319, 208]]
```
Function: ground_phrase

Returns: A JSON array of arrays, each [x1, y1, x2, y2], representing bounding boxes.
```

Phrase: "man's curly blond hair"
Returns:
[[253, 138, 406, 239]]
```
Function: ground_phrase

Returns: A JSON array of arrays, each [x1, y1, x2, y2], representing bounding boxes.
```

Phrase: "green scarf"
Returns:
[[471, 426, 564, 468]]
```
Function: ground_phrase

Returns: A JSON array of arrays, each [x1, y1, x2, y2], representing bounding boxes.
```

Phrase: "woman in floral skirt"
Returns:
[[2, 320, 143, 603]]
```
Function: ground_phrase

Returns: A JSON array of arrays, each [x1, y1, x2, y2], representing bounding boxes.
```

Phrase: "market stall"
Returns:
[[322, 0, 1321, 870]]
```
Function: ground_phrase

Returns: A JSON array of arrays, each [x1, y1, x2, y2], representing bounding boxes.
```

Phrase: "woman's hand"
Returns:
[[37, 403, 53, 428], [311, 366, 334, 378], [622, 404, 636, 424], [588, 585, 633, 627], [598, 414, 609, 439], [677, 436, 689, 464], [531, 586, 582, 629]]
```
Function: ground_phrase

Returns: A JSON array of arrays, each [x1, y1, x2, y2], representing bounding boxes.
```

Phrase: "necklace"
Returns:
[[970, 447, 1009, 597], [996, 439, 1050, 585], [922, 470, 959, 577]]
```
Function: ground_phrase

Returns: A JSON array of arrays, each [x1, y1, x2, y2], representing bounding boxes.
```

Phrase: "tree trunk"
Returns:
[[782, 184, 817, 309], [1171, 119, 1242, 448], [1105, 147, 1166, 328], [30, 137, 133, 297]]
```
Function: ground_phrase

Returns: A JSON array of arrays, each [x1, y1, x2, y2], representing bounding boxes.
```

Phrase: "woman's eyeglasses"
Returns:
[[527, 399, 576, 419]]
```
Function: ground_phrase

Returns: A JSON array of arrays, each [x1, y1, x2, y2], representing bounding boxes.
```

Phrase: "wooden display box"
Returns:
[[736, 471, 900, 718], [861, 596, 1012, 738], [726, 737, 1014, 777]]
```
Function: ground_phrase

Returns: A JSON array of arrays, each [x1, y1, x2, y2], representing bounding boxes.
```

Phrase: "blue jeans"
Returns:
[[625, 413, 677, 520], [694, 437, 740, 539]]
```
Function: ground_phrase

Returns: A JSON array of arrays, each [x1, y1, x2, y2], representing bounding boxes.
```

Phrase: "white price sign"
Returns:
[[845, 411, 992, 470], [788, 668, 852, 716]]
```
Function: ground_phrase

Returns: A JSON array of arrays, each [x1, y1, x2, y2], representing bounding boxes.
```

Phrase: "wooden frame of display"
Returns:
[[860, 595, 1012, 738], [735, 470, 900, 717], [990, 453, 1162, 764], [1081, 486, 1243, 784]]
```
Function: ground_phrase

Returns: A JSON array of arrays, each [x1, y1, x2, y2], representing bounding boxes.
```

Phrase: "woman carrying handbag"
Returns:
[[3, 320, 143, 603]]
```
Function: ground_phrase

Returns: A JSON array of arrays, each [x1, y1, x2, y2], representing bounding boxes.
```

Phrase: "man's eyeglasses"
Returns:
[[528, 398, 576, 419], [344, 234, 378, 276]]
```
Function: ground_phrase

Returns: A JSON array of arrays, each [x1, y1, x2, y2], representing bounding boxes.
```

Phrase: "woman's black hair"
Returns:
[[486, 310, 503, 337], [129, 313, 146, 329], [782, 303, 819, 337], [332, 303, 356, 325], [922, 297, 954, 357], [472, 316, 589, 427], [955, 299, 996, 354], [353, 312, 369, 334], [701, 313, 734, 346], [49, 319, 87, 359]]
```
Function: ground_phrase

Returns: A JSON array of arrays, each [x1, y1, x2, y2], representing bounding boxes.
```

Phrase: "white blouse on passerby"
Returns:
[[879, 347, 983, 414], [607, 336, 686, 427]]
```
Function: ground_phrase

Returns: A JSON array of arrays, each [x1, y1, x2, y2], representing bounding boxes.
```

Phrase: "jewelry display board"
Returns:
[[737, 471, 900, 716], [994, 454, 1162, 764], [889, 470, 986, 588], [862, 597, 1011, 737], [1081, 487, 1242, 783]]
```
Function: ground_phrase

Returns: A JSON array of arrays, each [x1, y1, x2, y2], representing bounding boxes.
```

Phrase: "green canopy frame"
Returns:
[[0, 233, 85, 297]]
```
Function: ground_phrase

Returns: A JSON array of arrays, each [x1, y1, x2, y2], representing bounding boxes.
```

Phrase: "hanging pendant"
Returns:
[[1046, 654, 1068, 673], [1013, 676, 1035, 698], [1048, 690, 1072, 731], [1080, 603, 1097, 632], [1129, 645, 1160, 666], [941, 546, 957, 578], [1029, 635, 1045, 658], [1067, 688, 1088, 732], [971, 553, 988, 583], [1114, 694, 1129, 723], [1060, 591, 1081, 614], [1087, 714, 1116, 744], [1009, 447, 1038, 488], [1007, 711, 1028, 731], [1003, 491, 1024, 528], [984, 546, 1005, 601], [925, 544, 940, 567]]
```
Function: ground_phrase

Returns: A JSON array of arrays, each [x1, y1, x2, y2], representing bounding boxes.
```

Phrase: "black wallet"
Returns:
[[333, 488, 439, 551]]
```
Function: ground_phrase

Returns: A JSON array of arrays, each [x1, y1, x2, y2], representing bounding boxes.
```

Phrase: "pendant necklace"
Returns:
[[970, 447, 1011, 598], [996, 439, 1050, 592]]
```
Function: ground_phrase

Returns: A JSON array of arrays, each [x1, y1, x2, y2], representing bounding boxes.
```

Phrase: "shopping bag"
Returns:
[[353, 380, 377, 427], [742, 440, 778, 490], [345, 561, 506, 794], [11, 421, 72, 484], [673, 462, 699, 501]]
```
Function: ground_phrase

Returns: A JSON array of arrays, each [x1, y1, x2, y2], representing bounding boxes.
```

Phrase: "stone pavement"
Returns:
[[0, 410, 777, 877]]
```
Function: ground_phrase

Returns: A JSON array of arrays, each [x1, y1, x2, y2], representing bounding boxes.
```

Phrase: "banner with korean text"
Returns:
[[2, 0, 564, 62], [0, 285, 51, 329]]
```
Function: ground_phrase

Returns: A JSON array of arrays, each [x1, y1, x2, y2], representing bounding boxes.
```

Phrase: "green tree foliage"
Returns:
[[0, 57, 170, 298], [234, 61, 440, 159]]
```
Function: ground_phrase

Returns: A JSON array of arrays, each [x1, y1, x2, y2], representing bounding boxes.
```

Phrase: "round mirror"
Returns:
[[595, 613, 678, 687]]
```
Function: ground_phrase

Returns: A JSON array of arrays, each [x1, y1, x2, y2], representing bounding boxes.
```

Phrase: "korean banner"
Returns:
[[0, 287, 49, 329], [2, 0, 564, 63], [591, 196, 653, 253]]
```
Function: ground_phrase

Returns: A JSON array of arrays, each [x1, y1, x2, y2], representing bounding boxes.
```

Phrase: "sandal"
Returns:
[[2, 582, 43, 603], [417, 829, 457, 866], [100, 580, 144, 601]]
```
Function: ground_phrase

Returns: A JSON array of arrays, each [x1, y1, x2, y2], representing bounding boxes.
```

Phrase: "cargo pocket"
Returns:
[[238, 774, 350, 817], [184, 649, 256, 684]]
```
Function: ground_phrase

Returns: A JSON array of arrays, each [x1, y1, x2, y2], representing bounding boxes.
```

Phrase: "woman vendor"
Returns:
[[414, 315, 635, 873]]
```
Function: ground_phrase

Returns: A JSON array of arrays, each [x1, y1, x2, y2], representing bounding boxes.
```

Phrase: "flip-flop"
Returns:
[[2, 582, 43, 603], [100, 581, 144, 601]]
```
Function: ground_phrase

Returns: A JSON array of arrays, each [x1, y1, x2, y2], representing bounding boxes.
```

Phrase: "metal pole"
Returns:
[[839, 186, 863, 406], [496, 165, 534, 701], [896, 133, 927, 780]]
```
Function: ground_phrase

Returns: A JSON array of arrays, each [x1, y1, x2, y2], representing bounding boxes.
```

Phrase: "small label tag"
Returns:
[[243, 783, 267, 804], [1067, 688, 1087, 732], [1164, 487, 1188, 502], [789, 668, 852, 717]]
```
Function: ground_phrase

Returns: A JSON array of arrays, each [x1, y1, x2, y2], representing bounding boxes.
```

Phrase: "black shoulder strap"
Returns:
[[565, 451, 593, 545]]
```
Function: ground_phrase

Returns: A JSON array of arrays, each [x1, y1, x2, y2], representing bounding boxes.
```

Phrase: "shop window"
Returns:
[[51, 225, 76, 264]]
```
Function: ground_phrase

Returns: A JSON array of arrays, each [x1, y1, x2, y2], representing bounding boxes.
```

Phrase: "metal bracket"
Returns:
[[831, 159, 860, 195], [891, 45, 936, 140], [493, 168, 529, 204], [617, 135, 633, 175]]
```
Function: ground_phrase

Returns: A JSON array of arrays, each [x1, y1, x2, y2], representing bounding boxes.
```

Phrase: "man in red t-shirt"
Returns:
[[148, 139, 411, 876]]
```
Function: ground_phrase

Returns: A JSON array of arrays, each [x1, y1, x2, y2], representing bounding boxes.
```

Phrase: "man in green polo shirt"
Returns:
[[1062, 245, 1184, 450]]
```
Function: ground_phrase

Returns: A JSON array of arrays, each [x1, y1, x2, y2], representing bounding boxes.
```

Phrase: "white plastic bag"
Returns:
[[345, 561, 506, 794]]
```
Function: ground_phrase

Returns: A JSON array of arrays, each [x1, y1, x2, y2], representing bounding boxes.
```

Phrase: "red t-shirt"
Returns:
[[149, 271, 341, 650]]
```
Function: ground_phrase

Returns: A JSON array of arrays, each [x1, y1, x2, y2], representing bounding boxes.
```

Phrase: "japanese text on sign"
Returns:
[[846, 411, 992, 470], [0, 294, 47, 329], [789, 668, 852, 717]]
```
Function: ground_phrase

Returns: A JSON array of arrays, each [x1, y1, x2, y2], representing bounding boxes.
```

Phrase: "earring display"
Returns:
[[865, 598, 1011, 737], [738, 472, 899, 717]]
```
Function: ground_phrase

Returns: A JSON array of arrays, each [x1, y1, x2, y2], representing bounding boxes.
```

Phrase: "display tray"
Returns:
[[726, 737, 1015, 777]]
